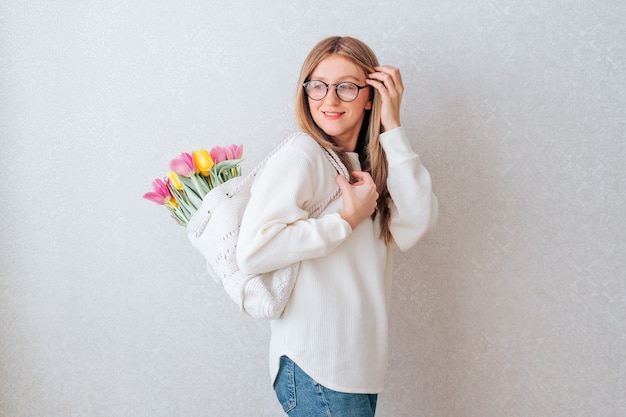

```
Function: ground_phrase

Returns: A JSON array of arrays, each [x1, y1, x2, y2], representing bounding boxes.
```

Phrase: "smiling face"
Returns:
[[307, 55, 372, 152]]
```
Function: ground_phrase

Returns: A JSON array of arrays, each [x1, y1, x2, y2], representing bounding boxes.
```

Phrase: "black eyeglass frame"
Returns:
[[303, 80, 369, 102]]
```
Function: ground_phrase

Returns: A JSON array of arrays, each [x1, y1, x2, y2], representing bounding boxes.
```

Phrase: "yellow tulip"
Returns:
[[193, 148, 214, 176], [165, 196, 178, 209], [166, 171, 183, 190]]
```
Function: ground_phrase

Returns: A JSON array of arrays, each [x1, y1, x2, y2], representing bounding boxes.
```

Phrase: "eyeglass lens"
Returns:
[[304, 81, 362, 102]]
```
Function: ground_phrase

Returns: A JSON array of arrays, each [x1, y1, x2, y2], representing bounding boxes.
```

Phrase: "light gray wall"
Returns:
[[1, 1, 624, 416]]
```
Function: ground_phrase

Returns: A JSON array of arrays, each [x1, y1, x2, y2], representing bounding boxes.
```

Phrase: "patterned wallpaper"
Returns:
[[1, 1, 624, 416]]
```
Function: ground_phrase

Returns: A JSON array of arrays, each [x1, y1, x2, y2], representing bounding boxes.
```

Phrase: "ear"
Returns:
[[364, 86, 374, 110]]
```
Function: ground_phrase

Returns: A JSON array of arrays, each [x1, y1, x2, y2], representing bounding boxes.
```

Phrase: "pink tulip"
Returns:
[[143, 179, 172, 205], [170, 152, 196, 177], [210, 146, 227, 164], [226, 144, 243, 159]]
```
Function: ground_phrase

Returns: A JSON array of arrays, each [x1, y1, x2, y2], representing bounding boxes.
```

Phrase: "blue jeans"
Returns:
[[274, 356, 378, 417]]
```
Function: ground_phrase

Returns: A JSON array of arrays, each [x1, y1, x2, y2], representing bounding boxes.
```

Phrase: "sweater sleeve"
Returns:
[[381, 127, 438, 251], [236, 139, 352, 274]]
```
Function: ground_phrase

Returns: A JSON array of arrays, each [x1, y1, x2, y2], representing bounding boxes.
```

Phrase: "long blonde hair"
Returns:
[[295, 36, 393, 244]]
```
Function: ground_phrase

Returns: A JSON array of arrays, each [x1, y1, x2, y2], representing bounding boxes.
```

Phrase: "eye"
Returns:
[[308, 81, 326, 91], [337, 83, 358, 92]]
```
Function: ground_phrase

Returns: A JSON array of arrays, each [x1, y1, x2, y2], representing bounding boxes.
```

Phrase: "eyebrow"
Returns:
[[310, 74, 364, 83]]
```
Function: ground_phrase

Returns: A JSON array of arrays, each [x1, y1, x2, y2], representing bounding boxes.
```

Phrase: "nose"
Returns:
[[323, 85, 341, 104]]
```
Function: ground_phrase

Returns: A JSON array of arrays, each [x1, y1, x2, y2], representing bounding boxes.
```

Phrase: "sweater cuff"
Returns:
[[379, 126, 416, 161], [333, 211, 353, 232]]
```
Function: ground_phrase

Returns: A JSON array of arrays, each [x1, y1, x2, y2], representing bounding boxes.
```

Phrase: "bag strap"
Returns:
[[226, 133, 296, 197], [308, 147, 350, 218], [228, 133, 350, 218]]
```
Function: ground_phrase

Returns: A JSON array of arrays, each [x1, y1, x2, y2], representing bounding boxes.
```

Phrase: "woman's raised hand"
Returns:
[[366, 65, 404, 131]]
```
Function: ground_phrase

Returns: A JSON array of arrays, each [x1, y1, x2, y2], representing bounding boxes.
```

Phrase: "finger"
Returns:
[[366, 74, 401, 100], [335, 174, 350, 189], [350, 171, 374, 184], [368, 71, 395, 91], [365, 78, 390, 106], [375, 65, 404, 91]]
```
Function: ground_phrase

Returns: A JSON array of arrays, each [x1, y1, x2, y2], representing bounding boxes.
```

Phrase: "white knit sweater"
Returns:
[[237, 127, 438, 393]]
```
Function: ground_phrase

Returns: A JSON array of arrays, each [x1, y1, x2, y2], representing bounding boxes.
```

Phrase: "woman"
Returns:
[[237, 36, 438, 416]]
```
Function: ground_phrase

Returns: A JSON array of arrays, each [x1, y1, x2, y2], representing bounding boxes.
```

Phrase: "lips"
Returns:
[[323, 111, 344, 120]]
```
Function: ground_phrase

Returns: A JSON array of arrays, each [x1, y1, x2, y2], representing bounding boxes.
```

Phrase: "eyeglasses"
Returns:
[[303, 80, 369, 102]]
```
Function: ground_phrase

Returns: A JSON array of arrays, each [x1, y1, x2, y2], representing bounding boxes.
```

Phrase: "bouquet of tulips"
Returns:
[[143, 144, 244, 226]]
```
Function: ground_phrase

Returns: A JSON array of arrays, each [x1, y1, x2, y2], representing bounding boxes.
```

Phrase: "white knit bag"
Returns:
[[186, 133, 349, 319]]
